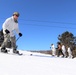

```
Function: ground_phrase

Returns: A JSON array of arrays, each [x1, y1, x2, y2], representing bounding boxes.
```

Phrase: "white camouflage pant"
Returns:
[[1, 34, 16, 49]]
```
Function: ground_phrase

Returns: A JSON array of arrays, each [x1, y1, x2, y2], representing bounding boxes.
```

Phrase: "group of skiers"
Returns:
[[51, 42, 73, 58], [0, 12, 22, 54]]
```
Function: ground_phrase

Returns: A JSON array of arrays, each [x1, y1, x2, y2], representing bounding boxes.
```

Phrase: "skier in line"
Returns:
[[67, 46, 73, 58], [61, 43, 67, 58], [1, 12, 22, 54], [57, 42, 64, 57], [51, 44, 56, 56]]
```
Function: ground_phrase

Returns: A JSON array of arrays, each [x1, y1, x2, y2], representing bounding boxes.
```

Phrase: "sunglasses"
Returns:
[[16, 15, 19, 17]]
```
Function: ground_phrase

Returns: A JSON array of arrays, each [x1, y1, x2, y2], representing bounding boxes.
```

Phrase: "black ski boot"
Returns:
[[1, 47, 8, 53], [13, 49, 23, 55], [13, 49, 19, 54]]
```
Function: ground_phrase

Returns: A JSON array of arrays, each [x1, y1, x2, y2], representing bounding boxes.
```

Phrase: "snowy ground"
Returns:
[[0, 50, 76, 75]]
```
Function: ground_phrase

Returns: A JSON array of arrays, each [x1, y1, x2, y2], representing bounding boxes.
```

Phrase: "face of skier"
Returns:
[[13, 14, 19, 20]]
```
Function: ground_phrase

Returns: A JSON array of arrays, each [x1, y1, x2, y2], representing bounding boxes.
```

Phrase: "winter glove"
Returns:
[[5, 29, 10, 34], [19, 33, 22, 37]]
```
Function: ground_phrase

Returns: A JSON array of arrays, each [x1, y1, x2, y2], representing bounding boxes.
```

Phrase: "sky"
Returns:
[[0, 50, 76, 75], [0, 0, 76, 51]]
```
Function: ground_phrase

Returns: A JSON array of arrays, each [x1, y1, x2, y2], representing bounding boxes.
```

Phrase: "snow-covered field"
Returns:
[[0, 50, 76, 75]]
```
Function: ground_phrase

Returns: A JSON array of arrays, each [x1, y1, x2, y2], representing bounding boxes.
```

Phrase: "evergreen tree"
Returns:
[[58, 31, 76, 50]]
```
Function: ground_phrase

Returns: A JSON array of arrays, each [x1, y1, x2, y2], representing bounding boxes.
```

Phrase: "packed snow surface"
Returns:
[[0, 50, 76, 75]]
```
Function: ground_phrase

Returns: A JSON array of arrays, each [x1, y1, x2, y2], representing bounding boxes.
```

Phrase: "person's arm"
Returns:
[[15, 24, 22, 37], [2, 18, 10, 34], [15, 23, 20, 34]]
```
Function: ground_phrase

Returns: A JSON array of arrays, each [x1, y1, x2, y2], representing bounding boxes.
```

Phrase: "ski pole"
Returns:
[[16, 36, 20, 42]]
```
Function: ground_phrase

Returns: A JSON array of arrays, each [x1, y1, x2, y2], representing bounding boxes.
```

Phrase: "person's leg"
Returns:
[[52, 50, 56, 56], [1, 34, 10, 53], [62, 50, 66, 57], [10, 36, 19, 54], [57, 50, 60, 57], [69, 51, 73, 58], [60, 50, 64, 57], [64, 51, 67, 58], [10, 36, 16, 49]]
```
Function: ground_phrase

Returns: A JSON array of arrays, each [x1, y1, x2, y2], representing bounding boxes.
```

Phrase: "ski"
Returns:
[[9, 52, 23, 56], [0, 51, 23, 56], [17, 53, 23, 56]]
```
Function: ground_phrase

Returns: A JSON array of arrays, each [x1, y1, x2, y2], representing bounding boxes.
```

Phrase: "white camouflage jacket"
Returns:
[[2, 16, 20, 37]]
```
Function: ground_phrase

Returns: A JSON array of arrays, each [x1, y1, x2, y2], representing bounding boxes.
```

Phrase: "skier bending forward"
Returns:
[[1, 12, 22, 54]]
